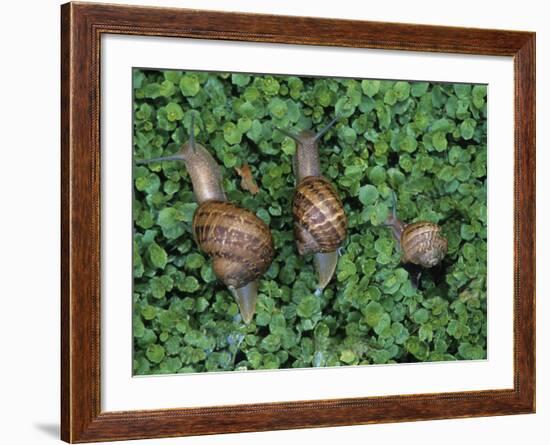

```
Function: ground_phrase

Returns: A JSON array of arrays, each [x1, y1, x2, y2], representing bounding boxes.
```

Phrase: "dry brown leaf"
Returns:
[[235, 163, 260, 195]]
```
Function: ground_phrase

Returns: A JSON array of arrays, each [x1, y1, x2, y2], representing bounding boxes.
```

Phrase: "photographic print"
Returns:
[[132, 69, 488, 375], [62, 4, 536, 441]]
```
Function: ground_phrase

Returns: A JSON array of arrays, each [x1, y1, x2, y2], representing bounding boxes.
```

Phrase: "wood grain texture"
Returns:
[[60, 2, 536, 443]]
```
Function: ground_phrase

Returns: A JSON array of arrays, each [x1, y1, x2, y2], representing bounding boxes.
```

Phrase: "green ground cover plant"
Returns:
[[132, 69, 487, 374]]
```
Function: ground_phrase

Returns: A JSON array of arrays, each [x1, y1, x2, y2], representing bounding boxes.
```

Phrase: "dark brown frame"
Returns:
[[61, 2, 536, 443]]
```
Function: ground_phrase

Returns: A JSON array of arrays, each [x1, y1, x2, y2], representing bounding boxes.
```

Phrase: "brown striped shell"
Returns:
[[192, 201, 274, 289], [292, 176, 347, 256], [401, 222, 448, 267]]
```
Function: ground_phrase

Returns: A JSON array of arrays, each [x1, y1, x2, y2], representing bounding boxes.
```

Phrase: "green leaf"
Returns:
[[335, 97, 356, 118], [135, 173, 161, 194], [395, 133, 418, 153], [163, 70, 182, 83], [296, 295, 321, 319], [361, 79, 380, 97], [412, 308, 430, 324], [391, 322, 409, 344], [185, 253, 205, 269], [358, 184, 379, 205], [458, 342, 485, 360], [146, 344, 165, 364], [460, 118, 477, 140], [181, 276, 200, 293], [141, 305, 156, 320], [370, 202, 390, 226], [165, 102, 184, 122], [431, 85, 446, 108], [411, 82, 429, 97], [143, 83, 161, 99], [393, 81, 411, 101], [447, 320, 470, 339], [363, 301, 385, 328], [161, 357, 182, 373], [159, 80, 176, 97], [268, 98, 288, 119], [454, 83, 472, 99], [405, 336, 429, 360], [472, 85, 487, 109], [260, 334, 281, 353], [148, 242, 167, 269], [133, 317, 145, 337], [232, 73, 251, 87], [432, 131, 448, 151], [133, 70, 146, 89], [180, 203, 198, 223], [340, 350, 357, 364], [149, 277, 168, 299], [343, 165, 363, 182], [370, 349, 391, 364], [157, 207, 186, 240], [437, 166, 455, 182], [460, 224, 476, 241], [368, 166, 386, 185], [337, 257, 357, 281], [223, 122, 243, 145], [374, 313, 391, 335], [261, 76, 280, 96], [384, 89, 397, 105], [180, 74, 200, 96]]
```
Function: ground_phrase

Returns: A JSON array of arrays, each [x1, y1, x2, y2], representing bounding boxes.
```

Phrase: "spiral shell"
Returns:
[[292, 176, 347, 256], [192, 201, 274, 289], [401, 222, 448, 267]]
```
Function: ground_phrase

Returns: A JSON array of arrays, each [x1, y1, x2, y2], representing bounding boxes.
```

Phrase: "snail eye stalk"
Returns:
[[313, 115, 340, 142]]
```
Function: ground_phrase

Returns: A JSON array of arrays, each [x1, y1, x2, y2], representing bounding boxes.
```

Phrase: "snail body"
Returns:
[[385, 194, 448, 268], [139, 116, 274, 324], [276, 117, 347, 291]]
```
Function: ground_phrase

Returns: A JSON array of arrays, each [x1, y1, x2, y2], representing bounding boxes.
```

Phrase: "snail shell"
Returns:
[[193, 201, 274, 289], [292, 176, 347, 256], [400, 222, 448, 268]]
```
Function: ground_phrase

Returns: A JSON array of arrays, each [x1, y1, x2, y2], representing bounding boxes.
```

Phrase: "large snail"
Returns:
[[385, 192, 448, 268], [276, 117, 348, 292], [138, 116, 274, 324]]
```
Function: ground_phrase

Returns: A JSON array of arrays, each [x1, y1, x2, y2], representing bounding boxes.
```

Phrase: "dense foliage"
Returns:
[[132, 69, 487, 375]]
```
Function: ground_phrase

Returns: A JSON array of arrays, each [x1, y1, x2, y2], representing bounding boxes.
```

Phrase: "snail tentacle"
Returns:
[[313, 114, 340, 142], [383, 191, 405, 246], [136, 153, 185, 164]]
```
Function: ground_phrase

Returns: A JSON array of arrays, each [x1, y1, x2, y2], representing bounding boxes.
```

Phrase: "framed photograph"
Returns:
[[61, 2, 535, 442]]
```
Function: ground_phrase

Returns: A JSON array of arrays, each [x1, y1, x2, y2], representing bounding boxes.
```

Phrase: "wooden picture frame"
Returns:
[[61, 2, 535, 442]]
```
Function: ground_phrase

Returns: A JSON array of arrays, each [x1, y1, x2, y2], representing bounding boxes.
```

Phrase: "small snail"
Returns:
[[385, 192, 448, 268], [276, 116, 347, 291], [138, 116, 274, 324]]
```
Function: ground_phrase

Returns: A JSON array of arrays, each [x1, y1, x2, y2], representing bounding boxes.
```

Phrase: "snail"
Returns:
[[275, 116, 347, 292], [384, 192, 448, 268], [138, 116, 274, 324]]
